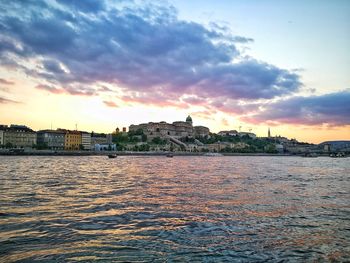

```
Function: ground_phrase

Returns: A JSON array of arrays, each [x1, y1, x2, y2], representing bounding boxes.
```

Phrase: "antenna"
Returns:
[[75, 123, 78, 131]]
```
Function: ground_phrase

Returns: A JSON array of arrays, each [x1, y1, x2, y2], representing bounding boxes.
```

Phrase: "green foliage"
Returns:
[[180, 136, 195, 143], [128, 128, 144, 136], [129, 136, 140, 143], [112, 133, 129, 143], [132, 143, 150, 151], [141, 134, 147, 142], [151, 137, 166, 145], [265, 144, 278, 154]]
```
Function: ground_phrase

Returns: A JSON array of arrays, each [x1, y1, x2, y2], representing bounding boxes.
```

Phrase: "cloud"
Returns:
[[0, 78, 14, 85], [42, 60, 65, 74], [0, 96, 20, 104], [103, 100, 118, 108], [35, 84, 64, 94], [0, 0, 302, 107], [241, 91, 350, 126], [35, 84, 95, 96], [57, 0, 105, 13]]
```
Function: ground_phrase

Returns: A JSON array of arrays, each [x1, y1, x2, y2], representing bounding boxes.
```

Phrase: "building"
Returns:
[[268, 127, 271, 138], [238, 132, 256, 139], [91, 132, 108, 146], [218, 130, 238, 136], [94, 143, 116, 151], [129, 115, 210, 140], [0, 129, 3, 146], [37, 130, 65, 150], [59, 130, 81, 150], [0, 125, 36, 148], [81, 132, 91, 150], [194, 126, 210, 137]]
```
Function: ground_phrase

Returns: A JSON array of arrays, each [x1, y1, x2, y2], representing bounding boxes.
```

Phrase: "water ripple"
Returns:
[[0, 156, 349, 262]]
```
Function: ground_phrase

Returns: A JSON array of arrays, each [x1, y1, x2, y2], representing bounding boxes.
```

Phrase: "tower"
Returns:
[[268, 127, 271, 138], [186, 115, 193, 125]]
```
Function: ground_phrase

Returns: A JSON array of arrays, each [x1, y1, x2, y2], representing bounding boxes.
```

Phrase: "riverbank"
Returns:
[[0, 149, 336, 157]]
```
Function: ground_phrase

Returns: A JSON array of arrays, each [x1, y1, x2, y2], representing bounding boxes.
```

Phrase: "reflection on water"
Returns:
[[0, 156, 349, 262]]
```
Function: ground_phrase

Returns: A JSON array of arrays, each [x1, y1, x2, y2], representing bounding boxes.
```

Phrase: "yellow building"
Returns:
[[61, 130, 82, 150]]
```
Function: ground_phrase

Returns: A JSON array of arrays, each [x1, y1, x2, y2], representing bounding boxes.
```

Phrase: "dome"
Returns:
[[186, 115, 192, 123]]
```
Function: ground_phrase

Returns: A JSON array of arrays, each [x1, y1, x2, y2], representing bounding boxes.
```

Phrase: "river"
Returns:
[[0, 156, 349, 262]]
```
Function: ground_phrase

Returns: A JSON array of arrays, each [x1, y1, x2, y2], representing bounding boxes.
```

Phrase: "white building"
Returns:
[[81, 132, 91, 150], [94, 143, 116, 151], [238, 132, 256, 139], [218, 130, 238, 136]]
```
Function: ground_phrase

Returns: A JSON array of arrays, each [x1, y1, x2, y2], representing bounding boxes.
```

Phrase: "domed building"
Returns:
[[186, 115, 193, 125], [129, 115, 210, 140]]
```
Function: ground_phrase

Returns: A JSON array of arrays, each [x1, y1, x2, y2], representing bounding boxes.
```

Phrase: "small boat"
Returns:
[[108, 154, 117, 159], [166, 153, 174, 158], [330, 152, 346, 158]]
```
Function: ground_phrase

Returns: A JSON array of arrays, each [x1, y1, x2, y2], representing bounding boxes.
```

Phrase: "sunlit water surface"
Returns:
[[0, 156, 349, 262]]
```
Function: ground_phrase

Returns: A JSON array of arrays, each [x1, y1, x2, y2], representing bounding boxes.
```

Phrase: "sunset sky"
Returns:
[[0, 0, 349, 143]]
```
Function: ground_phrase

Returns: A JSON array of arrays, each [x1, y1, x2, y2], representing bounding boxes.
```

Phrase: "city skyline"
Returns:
[[0, 0, 349, 143]]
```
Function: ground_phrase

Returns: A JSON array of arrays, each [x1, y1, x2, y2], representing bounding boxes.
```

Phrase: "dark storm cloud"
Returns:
[[242, 91, 350, 126], [0, 0, 302, 102]]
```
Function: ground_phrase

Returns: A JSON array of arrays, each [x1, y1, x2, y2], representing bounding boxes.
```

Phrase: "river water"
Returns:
[[0, 156, 349, 262]]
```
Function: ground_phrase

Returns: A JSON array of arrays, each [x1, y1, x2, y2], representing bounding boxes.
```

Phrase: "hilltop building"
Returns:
[[238, 132, 256, 139], [218, 130, 238, 136], [37, 130, 65, 150], [0, 125, 36, 148], [129, 115, 209, 140]]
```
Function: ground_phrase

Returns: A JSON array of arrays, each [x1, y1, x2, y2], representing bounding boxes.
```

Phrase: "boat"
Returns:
[[330, 152, 346, 158], [108, 154, 117, 158], [166, 153, 174, 158]]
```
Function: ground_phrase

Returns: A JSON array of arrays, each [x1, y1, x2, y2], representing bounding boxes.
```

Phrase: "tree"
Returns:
[[141, 134, 147, 142], [152, 137, 166, 145]]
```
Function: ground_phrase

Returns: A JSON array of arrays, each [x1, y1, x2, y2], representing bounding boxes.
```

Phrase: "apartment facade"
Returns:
[[37, 130, 65, 150], [81, 132, 91, 150], [1, 125, 36, 148], [62, 130, 82, 150]]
